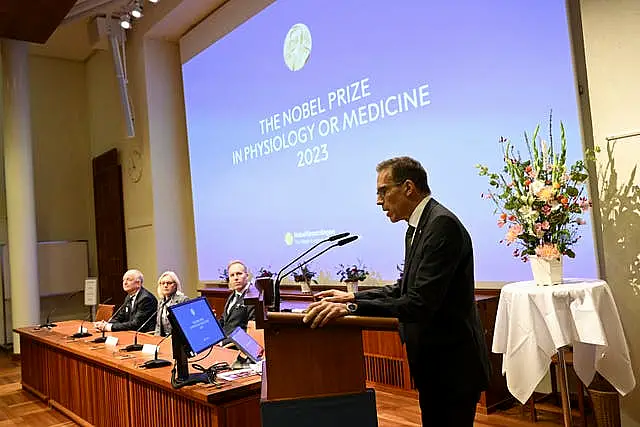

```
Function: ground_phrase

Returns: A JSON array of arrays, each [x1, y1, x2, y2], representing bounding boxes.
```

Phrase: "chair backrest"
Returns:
[[95, 304, 115, 322]]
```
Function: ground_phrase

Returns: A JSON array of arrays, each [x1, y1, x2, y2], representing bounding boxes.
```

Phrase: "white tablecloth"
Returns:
[[492, 278, 636, 404]]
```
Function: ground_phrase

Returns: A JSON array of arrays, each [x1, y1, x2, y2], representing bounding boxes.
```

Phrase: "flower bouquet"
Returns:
[[476, 117, 595, 285], [337, 260, 369, 292], [291, 264, 317, 293], [257, 267, 274, 278], [218, 267, 229, 284]]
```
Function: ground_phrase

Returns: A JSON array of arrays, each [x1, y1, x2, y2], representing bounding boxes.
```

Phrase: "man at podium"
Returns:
[[304, 156, 491, 426]]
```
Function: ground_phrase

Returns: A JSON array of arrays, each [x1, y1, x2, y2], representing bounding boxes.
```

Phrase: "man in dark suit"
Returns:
[[220, 260, 255, 342], [94, 269, 157, 333], [303, 156, 491, 426]]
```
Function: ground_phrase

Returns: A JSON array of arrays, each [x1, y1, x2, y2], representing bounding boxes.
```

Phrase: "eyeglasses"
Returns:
[[376, 181, 405, 198], [159, 281, 175, 286]]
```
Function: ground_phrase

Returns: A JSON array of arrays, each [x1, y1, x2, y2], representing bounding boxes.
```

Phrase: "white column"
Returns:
[[1, 39, 40, 353]]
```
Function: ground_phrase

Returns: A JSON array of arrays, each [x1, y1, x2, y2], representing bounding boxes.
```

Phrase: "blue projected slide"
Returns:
[[183, 0, 597, 283], [169, 298, 225, 354]]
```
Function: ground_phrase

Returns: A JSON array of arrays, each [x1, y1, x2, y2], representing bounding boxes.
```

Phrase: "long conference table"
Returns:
[[16, 321, 261, 427]]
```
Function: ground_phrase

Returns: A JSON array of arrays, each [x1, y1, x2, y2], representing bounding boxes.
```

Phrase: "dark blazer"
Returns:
[[219, 286, 255, 337], [111, 287, 158, 333], [354, 198, 491, 395]]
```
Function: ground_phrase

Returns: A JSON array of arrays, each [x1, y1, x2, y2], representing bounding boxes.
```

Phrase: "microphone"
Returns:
[[123, 306, 160, 352], [40, 289, 84, 328], [70, 312, 93, 339], [139, 333, 172, 369], [91, 297, 120, 344], [280, 235, 359, 279], [272, 232, 350, 311], [327, 232, 350, 241]]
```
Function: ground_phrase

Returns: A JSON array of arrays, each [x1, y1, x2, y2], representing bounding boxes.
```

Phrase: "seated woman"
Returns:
[[154, 271, 189, 336]]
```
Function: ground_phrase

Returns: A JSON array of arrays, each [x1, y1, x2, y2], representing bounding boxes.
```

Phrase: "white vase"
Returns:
[[530, 255, 563, 286], [346, 281, 358, 293], [300, 280, 312, 293]]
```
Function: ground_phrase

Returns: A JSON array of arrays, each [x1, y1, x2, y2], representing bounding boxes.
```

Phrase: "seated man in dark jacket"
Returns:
[[94, 269, 157, 332], [219, 260, 255, 344]]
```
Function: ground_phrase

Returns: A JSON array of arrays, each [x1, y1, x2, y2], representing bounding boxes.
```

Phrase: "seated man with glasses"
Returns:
[[154, 271, 189, 337]]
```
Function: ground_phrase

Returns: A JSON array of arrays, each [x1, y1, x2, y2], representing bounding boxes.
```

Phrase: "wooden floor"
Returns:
[[0, 348, 584, 426], [374, 384, 590, 426]]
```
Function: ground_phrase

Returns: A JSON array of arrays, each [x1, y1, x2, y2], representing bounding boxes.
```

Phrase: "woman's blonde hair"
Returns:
[[157, 271, 182, 297]]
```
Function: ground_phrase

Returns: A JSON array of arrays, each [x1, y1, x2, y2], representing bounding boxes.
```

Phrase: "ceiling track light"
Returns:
[[120, 14, 131, 29], [148, 0, 159, 4], [131, 0, 143, 19]]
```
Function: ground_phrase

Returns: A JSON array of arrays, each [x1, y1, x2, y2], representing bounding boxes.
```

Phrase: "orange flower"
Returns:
[[535, 186, 555, 203], [552, 182, 560, 189], [560, 197, 568, 205], [524, 179, 531, 186], [500, 213, 507, 221], [535, 243, 561, 260]]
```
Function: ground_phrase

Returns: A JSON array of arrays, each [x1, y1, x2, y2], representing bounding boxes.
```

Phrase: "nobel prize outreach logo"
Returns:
[[284, 232, 294, 246], [283, 23, 312, 71]]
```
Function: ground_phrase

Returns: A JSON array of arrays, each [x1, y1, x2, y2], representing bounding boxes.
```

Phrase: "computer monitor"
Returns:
[[167, 297, 225, 387], [168, 296, 225, 356], [228, 326, 264, 364]]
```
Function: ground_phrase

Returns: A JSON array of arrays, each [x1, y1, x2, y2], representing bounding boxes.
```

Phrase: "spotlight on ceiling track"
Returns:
[[148, 0, 159, 4], [120, 15, 131, 29], [131, 7, 142, 19]]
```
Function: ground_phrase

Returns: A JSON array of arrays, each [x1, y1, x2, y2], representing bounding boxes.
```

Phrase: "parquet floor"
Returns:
[[374, 383, 587, 426], [0, 350, 75, 426], [0, 348, 582, 426]]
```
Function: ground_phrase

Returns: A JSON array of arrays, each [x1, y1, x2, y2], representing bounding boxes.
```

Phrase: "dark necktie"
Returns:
[[405, 225, 416, 264]]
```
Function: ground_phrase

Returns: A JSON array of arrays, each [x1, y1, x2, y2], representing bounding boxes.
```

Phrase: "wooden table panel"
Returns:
[[16, 321, 261, 427]]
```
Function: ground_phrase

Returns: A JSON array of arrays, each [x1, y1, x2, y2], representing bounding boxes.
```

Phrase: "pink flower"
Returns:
[[541, 205, 551, 215], [534, 223, 545, 238], [505, 224, 523, 244], [497, 219, 506, 228], [576, 218, 586, 225], [579, 198, 591, 212], [541, 220, 550, 230]]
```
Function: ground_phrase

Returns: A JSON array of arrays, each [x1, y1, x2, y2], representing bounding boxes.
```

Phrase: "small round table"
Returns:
[[492, 278, 635, 426]]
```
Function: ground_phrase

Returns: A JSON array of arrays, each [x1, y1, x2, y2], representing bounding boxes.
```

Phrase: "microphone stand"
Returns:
[[123, 305, 161, 352], [273, 232, 350, 311], [140, 333, 172, 369], [70, 312, 93, 339], [280, 235, 359, 279], [40, 289, 84, 328]]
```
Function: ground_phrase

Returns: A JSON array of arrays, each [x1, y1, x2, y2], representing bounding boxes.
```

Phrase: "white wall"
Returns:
[[575, 0, 640, 425]]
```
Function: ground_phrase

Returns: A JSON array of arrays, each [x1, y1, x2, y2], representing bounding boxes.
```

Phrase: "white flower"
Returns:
[[529, 179, 545, 195], [518, 206, 539, 222]]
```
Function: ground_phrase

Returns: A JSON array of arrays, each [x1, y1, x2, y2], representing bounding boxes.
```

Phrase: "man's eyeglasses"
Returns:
[[376, 181, 405, 198]]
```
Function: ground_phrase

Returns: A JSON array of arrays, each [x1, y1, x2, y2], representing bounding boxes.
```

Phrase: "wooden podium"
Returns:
[[247, 280, 398, 427]]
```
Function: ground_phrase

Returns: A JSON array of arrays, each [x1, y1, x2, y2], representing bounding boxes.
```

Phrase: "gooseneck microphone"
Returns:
[[280, 235, 359, 280], [123, 306, 160, 352], [71, 312, 93, 339], [92, 297, 123, 344], [140, 333, 172, 369], [273, 232, 350, 311], [40, 289, 84, 328]]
